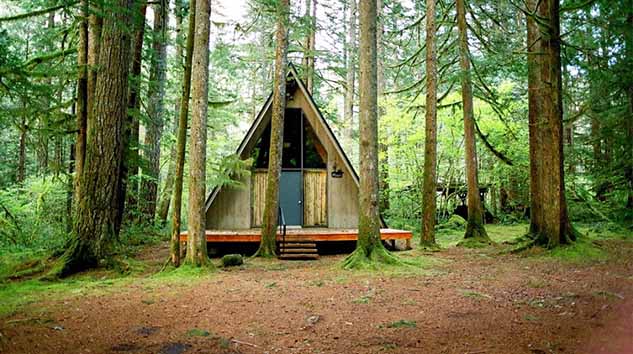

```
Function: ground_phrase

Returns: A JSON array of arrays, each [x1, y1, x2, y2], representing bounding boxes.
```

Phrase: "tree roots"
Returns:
[[341, 245, 404, 270]]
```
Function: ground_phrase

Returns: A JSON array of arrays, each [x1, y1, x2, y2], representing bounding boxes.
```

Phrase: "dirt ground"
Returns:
[[1, 239, 632, 354]]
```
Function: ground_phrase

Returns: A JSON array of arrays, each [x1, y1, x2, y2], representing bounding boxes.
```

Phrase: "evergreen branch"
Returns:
[[560, 0, 597, 12], [0, 1, 79, 22], [23, 48, 77, 69], [474, 119, 514, 166]]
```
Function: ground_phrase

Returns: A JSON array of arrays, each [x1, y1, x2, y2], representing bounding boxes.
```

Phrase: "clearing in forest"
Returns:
[[0, 224, 632, 354]]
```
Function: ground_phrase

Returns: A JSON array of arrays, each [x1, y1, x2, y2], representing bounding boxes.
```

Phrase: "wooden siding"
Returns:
[[251, 171, 268, 227], [303, 169, 327, 226], [206, 175, 251, 229]]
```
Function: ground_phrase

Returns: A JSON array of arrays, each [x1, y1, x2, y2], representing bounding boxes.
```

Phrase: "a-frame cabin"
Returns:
[[184, 65, 411, 257]]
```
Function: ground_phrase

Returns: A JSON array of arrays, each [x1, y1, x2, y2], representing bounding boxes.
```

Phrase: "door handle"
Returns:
[[298, 201, 302, 204]]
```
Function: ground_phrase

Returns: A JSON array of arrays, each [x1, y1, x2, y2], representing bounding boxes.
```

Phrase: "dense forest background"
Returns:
[[0, 0, 631, 259]]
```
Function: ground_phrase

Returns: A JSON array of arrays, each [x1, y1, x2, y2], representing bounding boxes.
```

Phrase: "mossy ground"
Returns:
[[1, 223, 629, 319]]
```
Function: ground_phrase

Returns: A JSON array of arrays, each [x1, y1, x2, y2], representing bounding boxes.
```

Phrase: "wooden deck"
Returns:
[[180, 228, 412, 245]]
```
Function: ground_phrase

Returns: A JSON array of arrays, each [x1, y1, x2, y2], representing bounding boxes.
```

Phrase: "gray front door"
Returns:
[[279, 171, 302, 225]]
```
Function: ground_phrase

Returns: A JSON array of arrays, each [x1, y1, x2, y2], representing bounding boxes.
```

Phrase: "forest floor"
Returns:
[[0, 224, 632, 354]]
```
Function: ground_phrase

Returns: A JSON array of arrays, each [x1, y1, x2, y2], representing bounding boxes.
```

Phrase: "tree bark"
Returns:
[[301, 0, 316, 92], [527, 0, 575, 246], [527, 0, 544, 235], [258, 0, 290, 258], [420, 0, 438, 247], [343, 0, 397, 268], [358, 0, 380, 251], [37, 13, 55, 176], [75, 0, 88, 191], [344, 0, 356, 150], [377, 0, 389, 212], [87, 6, 102, 117], [185, 0, 211, 267], [116, 1, 147, 234], [58, 0, 133, 276], [123, 2, 148, 219], [625, 5, 633, 210], [170, 0, 196, 267], [157, 0, 186, 224], [140, 0, 169, 222], [54, 21, 65, 178], [17, 116, 27, 183], [456, 0, 488, 240]]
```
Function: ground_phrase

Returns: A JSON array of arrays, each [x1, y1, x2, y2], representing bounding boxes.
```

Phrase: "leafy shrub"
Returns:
[[0, 176, 69, 252]]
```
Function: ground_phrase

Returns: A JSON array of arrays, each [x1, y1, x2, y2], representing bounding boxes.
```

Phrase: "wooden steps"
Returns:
[[278, 240, 319, 260]]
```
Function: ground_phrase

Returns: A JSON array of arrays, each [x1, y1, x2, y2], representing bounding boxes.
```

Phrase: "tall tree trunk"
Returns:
[[527, 0, 543, 236], [490, 179, 498, 217], [123, 2, 148, 219], [343, 0, 397, 268], [420, 0, 438, 247], [57, 0, 133, 276], [357, 0, 380, 250], [75, 0, 89, 192], [17, 116, 27, 183], [185, 0, 211, 267], [157, 0, 186, 224], [301, 0, 316, 92], [527, 0, 575, 246], [344, 0, 357, 151], [302, 0, 311, 74], [87, 7, 102, 116], [67, 143, 75, 233], [625, 5, 633, 211], [116, 1, 148, 234], [456, 0, 488, 240], [140, 0, 169, 222], [590, 115, 601, 171], [377, 0, 389, 212], [170, 0, 196, 267], [37, 13, 55, 176], [564, 120, 575, 176], [307, 0, 316, 92], [258, 0, 290, 258]]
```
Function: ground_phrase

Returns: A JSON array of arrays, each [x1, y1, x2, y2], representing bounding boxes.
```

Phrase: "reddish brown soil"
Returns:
[[1, 241, 632, 354]]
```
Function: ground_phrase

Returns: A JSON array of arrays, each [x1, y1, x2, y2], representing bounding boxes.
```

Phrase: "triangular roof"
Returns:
[[204, 63, 360, 211]]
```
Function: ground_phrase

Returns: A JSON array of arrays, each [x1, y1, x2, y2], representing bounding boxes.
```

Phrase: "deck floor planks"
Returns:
[[179, 228, 412, 243]]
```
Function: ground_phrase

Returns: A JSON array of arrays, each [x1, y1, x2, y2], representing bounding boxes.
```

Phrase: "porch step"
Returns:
[[278, 240, 319, 260], [280, 242, 316, 248], [278, 253, 320, 260], [279, 248, 318, 254]]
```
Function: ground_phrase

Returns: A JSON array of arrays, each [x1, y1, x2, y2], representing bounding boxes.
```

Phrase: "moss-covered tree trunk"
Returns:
[[116, 1, 147, 234], [344, 0, 356, 149], [140, 0, 169, 222], [258, 0, 290, 258], [58, 0, 133, 276], [420, 0, 438, 248], [526, 0, 576, 246], [456, 0, 489, 241], [185, 0, 211, 267], [157, 0, 186, 224], [625, 5, 633, 211], [356, 0, 381, 253], [377, 0, 389, 213], [170, 0, 196, 267], [74, 0, 88, 192], [17, 116, 27, 183], [343, 0, 399, 269]]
